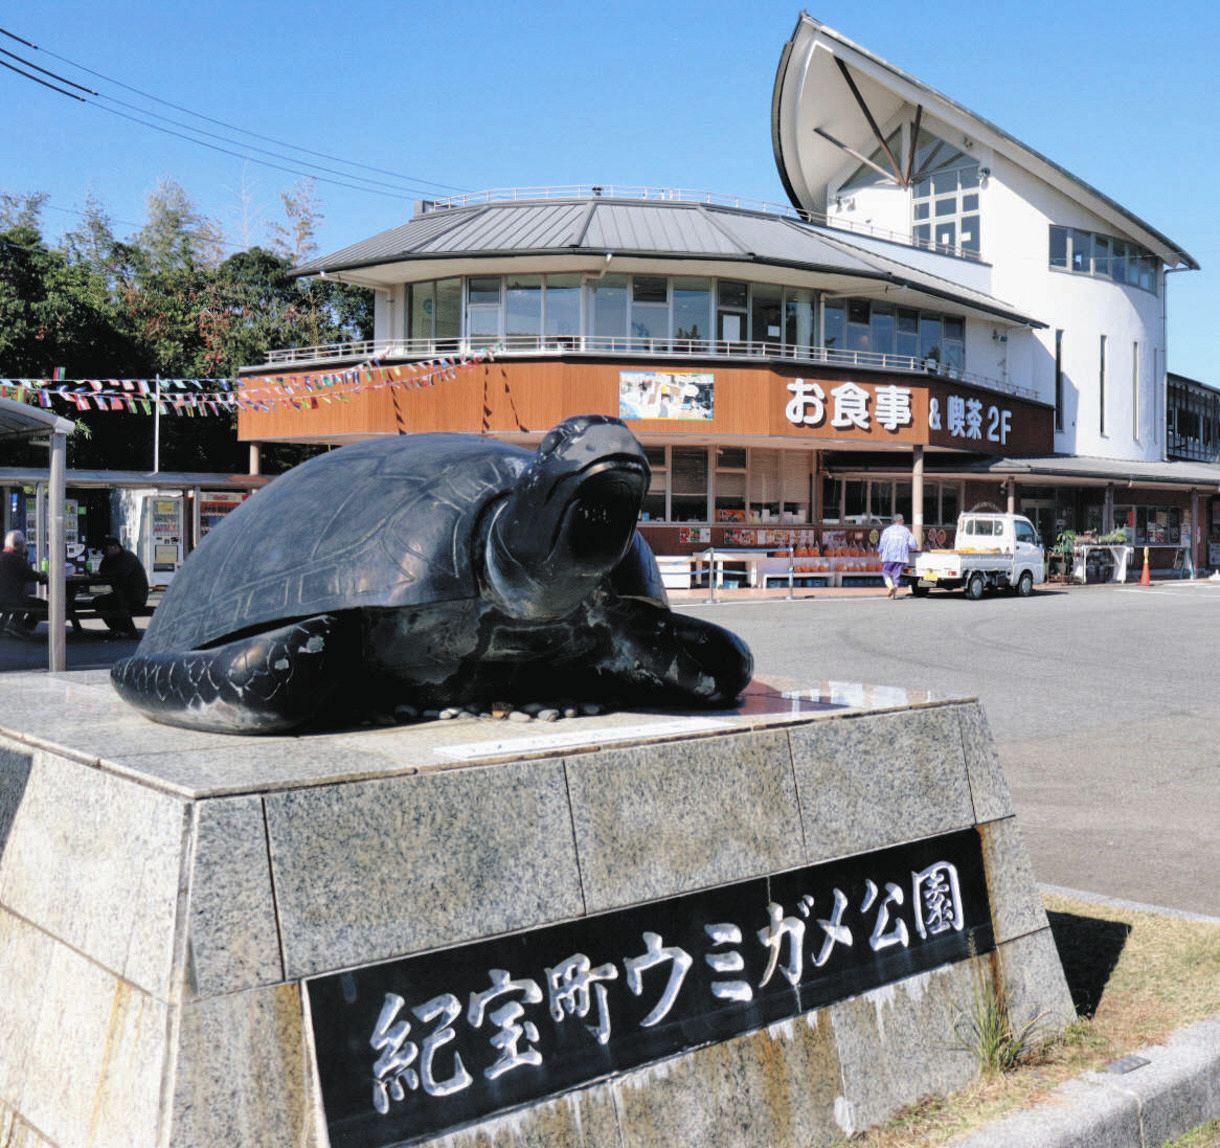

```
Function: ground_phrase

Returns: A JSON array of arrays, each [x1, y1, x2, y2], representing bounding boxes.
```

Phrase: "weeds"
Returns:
[[953, 958, 1045, 1075]]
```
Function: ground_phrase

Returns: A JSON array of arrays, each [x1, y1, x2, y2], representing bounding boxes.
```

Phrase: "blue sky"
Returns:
[[2, 1, 1216, 380]]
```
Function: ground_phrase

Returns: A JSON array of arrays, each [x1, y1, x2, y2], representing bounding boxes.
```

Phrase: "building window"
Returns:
[[407, 278, 460, 342], [1054, 330, 1064, 432], [717, 280, 748, 343], [543, 274, 581, 337], [467, 277, 502, 346], [1099, 334, 1107, 436], [751, 284, 783, 349], [911, 133, 981, 255], [589, 274, 628, 340], [670, 446, 709, 522], [630, 276, 669, 345], [784, 288, 816, 352], [504, 275, 542, 339], [822, 299, 964, 368], [1048, 225, 1158, 293], [673, 278, 712, 344]]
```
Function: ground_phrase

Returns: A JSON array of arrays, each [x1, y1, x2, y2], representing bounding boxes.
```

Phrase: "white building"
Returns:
[[237, 14, 1218, 575]]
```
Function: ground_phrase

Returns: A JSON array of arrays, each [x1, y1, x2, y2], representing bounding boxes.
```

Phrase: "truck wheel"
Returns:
[[911, 584, 930, 598], [1016, 570, 1034, 597], [965, 573, 985, 600]]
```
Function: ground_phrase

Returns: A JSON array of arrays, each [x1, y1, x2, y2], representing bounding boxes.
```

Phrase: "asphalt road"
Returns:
[[679, 581, 1220, 918]]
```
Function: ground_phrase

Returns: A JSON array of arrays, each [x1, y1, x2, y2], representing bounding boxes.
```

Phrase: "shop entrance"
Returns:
[[1020, 498, 1056, 546]]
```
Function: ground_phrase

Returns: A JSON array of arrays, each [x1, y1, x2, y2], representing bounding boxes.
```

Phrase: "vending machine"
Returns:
[[197, 490, 249, 542], [110, 489, 186, 587], [22, 493, 84, 571]]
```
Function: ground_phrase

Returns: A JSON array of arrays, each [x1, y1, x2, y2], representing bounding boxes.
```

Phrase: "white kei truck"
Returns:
[[904, 512, 1046, 599]]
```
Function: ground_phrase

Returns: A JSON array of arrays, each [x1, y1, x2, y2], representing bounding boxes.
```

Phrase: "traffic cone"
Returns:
[[1139, 546, 1151, 587]]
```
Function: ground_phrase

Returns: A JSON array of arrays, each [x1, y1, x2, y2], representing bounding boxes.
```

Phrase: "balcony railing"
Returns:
[[415, 184, 982, 263], [258, 334, 1039, 401]]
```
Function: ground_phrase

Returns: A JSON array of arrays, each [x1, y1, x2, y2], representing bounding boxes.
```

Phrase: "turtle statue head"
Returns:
[[484, 415, 650, 619], [111, 415, 752, 734]]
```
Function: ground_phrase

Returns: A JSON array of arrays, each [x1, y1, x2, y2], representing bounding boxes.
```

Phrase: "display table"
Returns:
[[1071, 543, 1134, 584]]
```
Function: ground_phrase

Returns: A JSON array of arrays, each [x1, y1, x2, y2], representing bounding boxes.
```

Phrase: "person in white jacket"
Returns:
[[877, 514, 919, 599]]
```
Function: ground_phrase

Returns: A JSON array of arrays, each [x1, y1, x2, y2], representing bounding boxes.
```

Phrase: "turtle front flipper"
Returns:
[[587, 600, 753, 708], [110, 614, 359, 734]]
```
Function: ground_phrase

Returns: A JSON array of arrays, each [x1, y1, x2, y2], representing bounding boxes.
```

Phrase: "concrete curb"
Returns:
[[955, 1015, 1220, 1147]]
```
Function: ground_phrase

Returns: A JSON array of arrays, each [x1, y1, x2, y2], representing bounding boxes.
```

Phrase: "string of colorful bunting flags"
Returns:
[[0, 347, 497, 417]]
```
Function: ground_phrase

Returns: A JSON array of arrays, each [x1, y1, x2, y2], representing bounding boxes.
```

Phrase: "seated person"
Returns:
[[93, 535, 149, 639], [0, 530, 48, 634]]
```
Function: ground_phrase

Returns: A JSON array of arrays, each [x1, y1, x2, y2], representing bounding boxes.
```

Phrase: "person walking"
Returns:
[[877, 514, 919, 599]]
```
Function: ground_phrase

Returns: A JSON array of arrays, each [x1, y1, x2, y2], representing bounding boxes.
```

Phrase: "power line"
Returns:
[[0, 25, 467, 194], [0, 45, 95, 94], [0, 39, 452, 200], [0, 56, 84, 101], [94, 103, 412, 202]]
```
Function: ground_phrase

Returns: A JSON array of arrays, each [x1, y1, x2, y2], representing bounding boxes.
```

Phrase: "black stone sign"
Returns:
[[308, 828, 993, 1148]]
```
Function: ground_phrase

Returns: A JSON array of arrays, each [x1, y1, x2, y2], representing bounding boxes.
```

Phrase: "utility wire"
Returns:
[[1, 40, 446, 198], [0, 24, 467, 193], [93, 103, 412, 201], [0, 45, 95, 94], [0, 56, 84, 101]]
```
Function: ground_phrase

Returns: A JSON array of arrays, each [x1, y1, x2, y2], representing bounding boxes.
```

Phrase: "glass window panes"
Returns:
[[716, 446, 747, 470], [751, 283, 782, 346], [632, 276, 667, 303], [505, 275, 542, 338], [823, 302, 845, 349], [468, 277, 501, 304], [590, 274, 628, 338], [435, 279, 461, 339], [631, 276, 668, 342], [919, 316, 942, 361], [670, 447, 708, 522], [897, 309, 919, 358], [718, 280, 748, 308], [408, 281, 434, 341], [910, 137, 980, 256], [544, 274, 580, 336], [870, 307, 895, 355], [784, 288, 815, 351], [672, 278, 711, 342]]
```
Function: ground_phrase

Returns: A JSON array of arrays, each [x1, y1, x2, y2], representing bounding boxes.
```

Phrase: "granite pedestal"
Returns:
[[0, 673, 1073, 1147]]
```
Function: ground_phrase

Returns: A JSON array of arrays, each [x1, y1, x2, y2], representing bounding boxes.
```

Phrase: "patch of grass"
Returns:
[[1161, 1120, 1220, 1148], [847, 893, 1220, 1147], [953, 958, 1045, 1075]]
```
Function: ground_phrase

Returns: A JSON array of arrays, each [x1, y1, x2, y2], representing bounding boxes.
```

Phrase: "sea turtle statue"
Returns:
[[111, 415, 753, 734]]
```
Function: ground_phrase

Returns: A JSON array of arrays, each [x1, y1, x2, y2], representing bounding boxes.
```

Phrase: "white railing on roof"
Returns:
[[259, 334, 1037, 401], [415, 185, 982, 263]]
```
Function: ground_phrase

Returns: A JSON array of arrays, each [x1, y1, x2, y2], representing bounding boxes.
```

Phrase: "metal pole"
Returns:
[[153, 375, 161, 473], [48, 430, 67, 672], [708, 546, 717, 604], [786, 542, 795, 600]]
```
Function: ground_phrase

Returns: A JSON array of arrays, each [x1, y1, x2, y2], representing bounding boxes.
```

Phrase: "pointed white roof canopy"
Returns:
[[771, 13, 1197, 270]]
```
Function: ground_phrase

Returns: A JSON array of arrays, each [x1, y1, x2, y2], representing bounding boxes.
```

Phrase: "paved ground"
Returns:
[[676, 579, 1220, 918], [4, 580, 1218, 916]]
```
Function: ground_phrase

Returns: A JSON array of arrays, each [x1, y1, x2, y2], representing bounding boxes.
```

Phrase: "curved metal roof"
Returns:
[[772, 14, 1197, 270], [294, 196, 1043, 328]]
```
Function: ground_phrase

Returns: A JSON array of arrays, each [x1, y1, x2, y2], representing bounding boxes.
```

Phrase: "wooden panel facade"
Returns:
[[238, 358, 1053, 456]]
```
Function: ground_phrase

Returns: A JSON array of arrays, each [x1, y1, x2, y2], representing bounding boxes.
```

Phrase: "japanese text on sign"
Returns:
[[308, 830, 991, 1148]]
